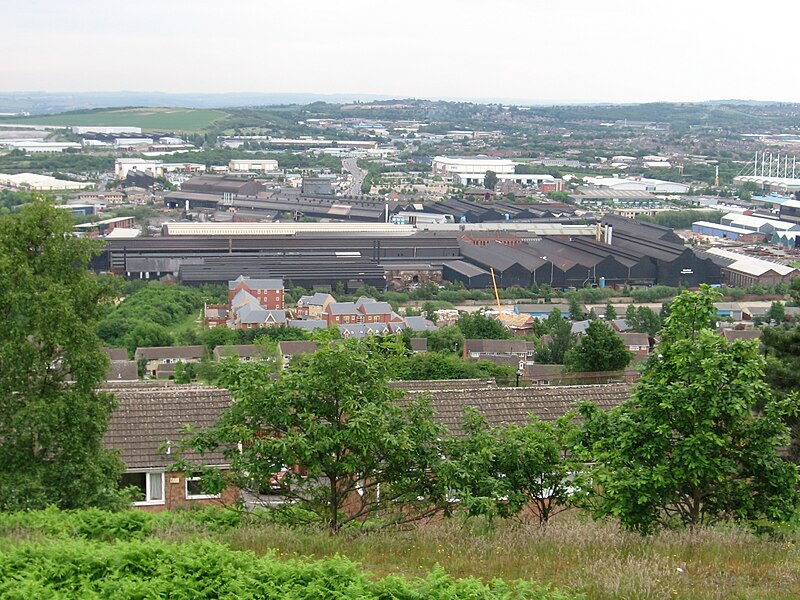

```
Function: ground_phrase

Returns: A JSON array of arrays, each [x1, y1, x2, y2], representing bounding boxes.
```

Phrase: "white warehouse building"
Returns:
[[431, 155, 516, 179], [115, 158, 164, 179], [229, 158, 279, 172], [583, 176, 689, 194]]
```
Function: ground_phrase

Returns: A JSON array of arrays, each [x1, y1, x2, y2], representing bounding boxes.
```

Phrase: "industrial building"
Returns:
[[115, 159, 164, 179], [720, 212, 800, 236], [0, 172, 89, 191], [703, 248, 798, 287], [431, 156, 516, 180], [691, 221, 765, 242], [228, 158, 278, 172], [582, 176, 689, 194]]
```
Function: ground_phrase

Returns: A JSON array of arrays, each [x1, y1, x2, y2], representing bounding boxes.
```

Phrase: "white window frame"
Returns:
[[185, 474, 221, 500], [123, 471, 165, 506]]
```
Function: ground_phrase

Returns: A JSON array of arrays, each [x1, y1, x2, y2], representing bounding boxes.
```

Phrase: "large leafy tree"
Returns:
[[564, 320, 632, 373], [457, 312, 510, 340], [579, 287, 798, 534], [0, 201, 124, 510], [444, 409, 579, 526], [182, 337, 451, 534]]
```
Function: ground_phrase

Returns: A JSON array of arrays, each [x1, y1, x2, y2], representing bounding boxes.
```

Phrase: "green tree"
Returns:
[[568, 295, 584, 321], [578, 287, 799, 534], [445, 409, 579, 526], [563, 321, 632, 372], [537, 310, 574, 364], [181, 337, 451, 534], [425, 325, 465, 354], [0, 201, 125, 510], [484, 170, 498, 190], [767, 301, 786, 324], [605, 302, 617, 321], [457, 312, 511, 340]]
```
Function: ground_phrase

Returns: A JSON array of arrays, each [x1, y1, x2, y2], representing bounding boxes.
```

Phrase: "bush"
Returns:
[[0, 537, 576, 599]]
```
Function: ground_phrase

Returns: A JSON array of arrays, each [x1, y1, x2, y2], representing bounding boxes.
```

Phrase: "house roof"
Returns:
[[104, 347, 129, 361], [134, 345, 206, 361], [278, 340, 320, 356], [107, 360, 138, 382], [328, 302, 359, 315], [298, 292, 333, 306], [288, 319, 328, 332], [722, 329, 763, 343], [212, 344, 270, 360], [402, 383, 630, 436], [464, 339, 535, 354], [103, 384, 232, 469], [616, 332, 650, 347], [403, 316, 438, 332], [390, 378, 497, 392]]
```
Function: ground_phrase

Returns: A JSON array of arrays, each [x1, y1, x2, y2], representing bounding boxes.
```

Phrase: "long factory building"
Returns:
[[94, 216, 732, 291]]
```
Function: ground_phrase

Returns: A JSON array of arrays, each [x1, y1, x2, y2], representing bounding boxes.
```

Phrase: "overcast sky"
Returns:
[[3, 0, 798, 104]]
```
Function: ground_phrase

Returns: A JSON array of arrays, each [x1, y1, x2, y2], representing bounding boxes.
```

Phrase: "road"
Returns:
[[342, 157, 367, 196]]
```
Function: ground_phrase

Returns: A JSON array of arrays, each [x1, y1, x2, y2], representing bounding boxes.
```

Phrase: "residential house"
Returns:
[[296, 292, 335, 319], [721, 329, 763, 344], [401, 383, 631, 435], [571, 320, 592, 335], [204, 304, 229, 328], [103, 383, 237, 511], [288, 319, 328, 333], [401, 315, 438, 333], [228, 288, 287, 329], [212, 344, 273, 362], [410, 338, 428, 353], [134, 346, 206, 379], [277, 340, 321, 368], [616, 332, 651, 357], [228, 276, 284, 310], [339, 323, 393, 338], [463, 339, 536, 372], [322, 297, 395, 326]]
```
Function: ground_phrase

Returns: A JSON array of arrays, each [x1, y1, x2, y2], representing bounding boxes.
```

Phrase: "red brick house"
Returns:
[[103, 382, 238, 511], [228, 276, 284, 310], [321, 297, 395, 326]]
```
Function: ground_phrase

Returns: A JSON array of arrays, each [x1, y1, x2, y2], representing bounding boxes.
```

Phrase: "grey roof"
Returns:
[[298, 292, 333, 306], [722, 329, 763, 343], [403, 316, 438, 332], [402, 383, 631, 436], [442, 260, 490, 278], [616, 332, 650, 347], [571, 320, 592, 334], [228, 275, 284, 290], [389, 378, 497, 392], [104, 347, 129, 361], [134, 345, 206, 361], [464, 339, 535, 354], [278, 340, 320, 356], [339, 323, 391, 338], [288, 319, 328, 332], [103, 384, 233, 469], [360, 301, 393, 315], [212, 344, 270, 360], [328, 302, 358, 315], [107, 360, 138, 382]]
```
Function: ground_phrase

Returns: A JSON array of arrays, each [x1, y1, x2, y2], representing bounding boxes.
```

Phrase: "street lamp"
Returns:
[[516, 369, 522, 387]]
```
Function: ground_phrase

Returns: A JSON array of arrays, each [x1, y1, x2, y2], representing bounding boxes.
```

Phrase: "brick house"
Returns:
[[228, 288, 287, 330], [103, 383, 238, 511], [277, 340, 321, 368], [228, 276, 284, 310], [133, 346, 206, 378], [296, 292, 335, 319], [463, 339, 536, 372], [616, 332, 651, 356], [321, 297, 394, 326]]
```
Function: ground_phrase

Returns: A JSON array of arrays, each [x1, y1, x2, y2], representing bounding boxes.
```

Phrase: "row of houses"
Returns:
[[105, 378, 632, 510]]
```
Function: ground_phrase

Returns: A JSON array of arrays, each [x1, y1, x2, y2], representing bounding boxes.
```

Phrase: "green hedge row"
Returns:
[[0, 537, 578, 600]]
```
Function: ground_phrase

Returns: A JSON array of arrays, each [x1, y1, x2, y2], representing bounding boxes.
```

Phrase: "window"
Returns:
[[186, 473, 221, 500], [120, 471, 164, 505]]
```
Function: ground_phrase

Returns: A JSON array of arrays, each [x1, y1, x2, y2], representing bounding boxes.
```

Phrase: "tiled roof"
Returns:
[[104, 347, 129, 361], [390, 378, 497, 392], [103, 384, 232, 469], [402, 383, 630, 436], [722, 329, 763, 343], [288, 319, 328, 332], [213, 345, 270, 360], [464, 339, 535, 354], [278, 340, 321, 356], [617, 332, 650, 347], [134, 345, 206, 361]]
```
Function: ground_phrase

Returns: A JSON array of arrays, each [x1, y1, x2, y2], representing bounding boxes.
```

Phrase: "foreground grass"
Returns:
[[2, 508, 799, 599], [220, 514, 800, 600]]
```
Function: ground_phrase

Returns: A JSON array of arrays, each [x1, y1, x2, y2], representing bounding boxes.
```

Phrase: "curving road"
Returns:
[[342, 157, 367, 196]]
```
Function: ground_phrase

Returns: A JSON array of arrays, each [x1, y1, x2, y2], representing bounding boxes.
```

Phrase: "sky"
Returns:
[[3, 0, 800, 104]]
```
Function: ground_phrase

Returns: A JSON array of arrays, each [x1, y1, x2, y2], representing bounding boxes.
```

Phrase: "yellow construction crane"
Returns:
[[490, 267, 504, 318]]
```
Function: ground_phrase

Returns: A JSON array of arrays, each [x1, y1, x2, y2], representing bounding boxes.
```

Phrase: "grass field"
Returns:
[[0, 107, 228, 133], [2, 508, 799, 599]]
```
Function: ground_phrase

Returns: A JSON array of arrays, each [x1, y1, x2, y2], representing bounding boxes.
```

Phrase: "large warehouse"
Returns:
[[431, 155, 516, 180]]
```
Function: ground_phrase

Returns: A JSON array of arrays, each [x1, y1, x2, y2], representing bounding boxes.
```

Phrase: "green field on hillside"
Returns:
[[0, 108, 228, 133]]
